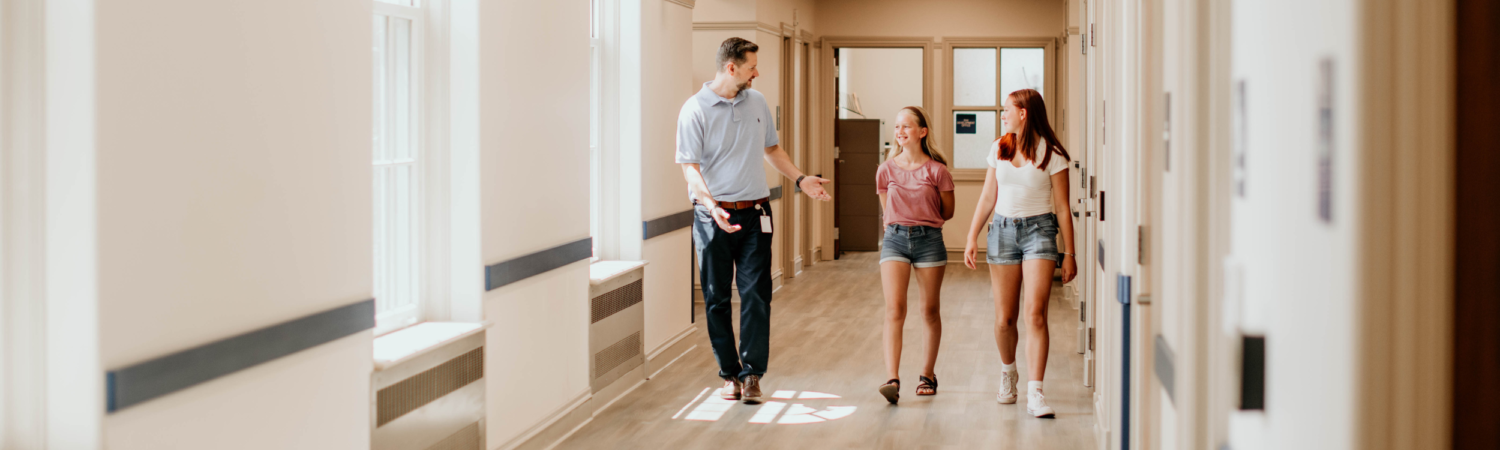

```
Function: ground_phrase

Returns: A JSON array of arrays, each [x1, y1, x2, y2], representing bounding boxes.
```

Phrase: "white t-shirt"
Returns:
[[987, 139, 1069, 218]]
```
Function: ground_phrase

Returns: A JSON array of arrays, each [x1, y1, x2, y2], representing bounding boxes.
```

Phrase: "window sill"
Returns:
[[589, 260, 648, 286], [373, 321, 492, 371]]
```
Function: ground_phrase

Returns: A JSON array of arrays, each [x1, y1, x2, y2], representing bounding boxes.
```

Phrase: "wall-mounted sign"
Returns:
[[955, 114, 977, 134], [1163, 92, 1172, 172], [1233, 80, 1247, 198], [1317, 58, 1335, 223]]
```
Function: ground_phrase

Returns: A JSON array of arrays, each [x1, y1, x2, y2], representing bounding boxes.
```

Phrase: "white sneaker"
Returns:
[[996, 370, 1018, 404], [1027, 390, 1056, 418]]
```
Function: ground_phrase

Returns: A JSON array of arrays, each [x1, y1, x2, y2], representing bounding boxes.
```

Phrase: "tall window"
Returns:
[[949, 44, 1047, 171], [373, 0, 425, 332], [588, 0, 603, 258]]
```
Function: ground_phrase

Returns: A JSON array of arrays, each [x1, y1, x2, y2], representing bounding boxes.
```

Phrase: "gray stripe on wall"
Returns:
[[769, 186, 783, 200], [485, 238, 592, 291], [106, 299, 375, 413], [1154, 334, 1176, 403], [643, 209, 694, 240]]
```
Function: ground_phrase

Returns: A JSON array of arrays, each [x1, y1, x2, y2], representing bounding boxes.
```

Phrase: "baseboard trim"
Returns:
[[646, 325, 696, 365], [1093, 391, 1109, 450], [648, 326, 697, 380], [499, 389, 591, 450]]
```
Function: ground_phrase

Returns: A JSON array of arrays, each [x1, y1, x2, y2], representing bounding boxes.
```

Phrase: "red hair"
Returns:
[[997, 89, 1070, 170]]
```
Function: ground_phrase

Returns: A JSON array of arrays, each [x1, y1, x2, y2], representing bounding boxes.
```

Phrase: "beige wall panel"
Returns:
[[481, 0, 590, 261], [103, 334, 372, 450], [816, 0, 1065, 38], [644, 0, 697, 356], [95, 0, 373, 369], [479, 0, 593, 446], [95, 1, 375, 447]]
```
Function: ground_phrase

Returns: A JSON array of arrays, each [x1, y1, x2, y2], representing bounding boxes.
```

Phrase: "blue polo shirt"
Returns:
[[675, 82, 780, 202]]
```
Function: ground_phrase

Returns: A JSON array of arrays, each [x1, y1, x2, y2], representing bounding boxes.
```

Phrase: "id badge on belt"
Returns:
[[757, 204, 772, 233]]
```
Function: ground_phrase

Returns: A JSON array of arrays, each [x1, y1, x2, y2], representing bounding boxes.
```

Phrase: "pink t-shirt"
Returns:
[[875, 158, 956, 227]]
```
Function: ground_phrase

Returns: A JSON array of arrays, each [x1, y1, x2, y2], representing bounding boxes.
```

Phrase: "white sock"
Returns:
[[1001, 362, 1016, 373], [1028, 381, 1043, 394]]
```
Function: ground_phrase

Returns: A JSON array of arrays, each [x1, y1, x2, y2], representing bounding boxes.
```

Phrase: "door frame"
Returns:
[[779, 25, 796, 279], [818, 36, 935, 259], [1452, 0, 1498, 447]]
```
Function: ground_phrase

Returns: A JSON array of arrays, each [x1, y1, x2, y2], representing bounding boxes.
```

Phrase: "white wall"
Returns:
[[1227, 0, 1361, 448], [479, 0, 593, 445], [94, 0, 374, 448], [838, 48, 924, 153]]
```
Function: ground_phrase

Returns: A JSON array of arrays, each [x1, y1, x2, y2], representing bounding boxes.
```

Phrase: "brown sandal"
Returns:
[[878, 379, 900, 404], [916, 375, 938, 396]]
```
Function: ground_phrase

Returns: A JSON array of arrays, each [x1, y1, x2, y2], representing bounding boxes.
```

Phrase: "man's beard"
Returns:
[[735, 78, 753, 95]]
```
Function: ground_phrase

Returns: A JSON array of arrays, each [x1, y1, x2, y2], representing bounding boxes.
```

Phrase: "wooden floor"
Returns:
[[557, 252, 1097, 450]]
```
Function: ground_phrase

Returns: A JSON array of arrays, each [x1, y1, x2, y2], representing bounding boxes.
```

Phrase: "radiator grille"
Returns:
[[423, 421, 481, 450], [591, 280, 643, 323], [593, 331, 641, 379], [377, 347, 484, 427]]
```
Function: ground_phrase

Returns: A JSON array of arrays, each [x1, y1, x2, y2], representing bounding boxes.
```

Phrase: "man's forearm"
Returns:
[[680, 164, 718, 208], [763, 145, 806, 181]]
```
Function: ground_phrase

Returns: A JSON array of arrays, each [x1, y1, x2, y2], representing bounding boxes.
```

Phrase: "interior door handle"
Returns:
[[838, 160, 845, 163]]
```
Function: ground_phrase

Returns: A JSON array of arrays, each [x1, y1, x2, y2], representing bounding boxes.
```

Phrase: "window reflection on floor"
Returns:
[[672, 388, 857, 425]]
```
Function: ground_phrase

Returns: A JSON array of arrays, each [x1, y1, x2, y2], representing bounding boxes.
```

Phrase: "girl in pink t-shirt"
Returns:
[[875, 106, 955, 404]]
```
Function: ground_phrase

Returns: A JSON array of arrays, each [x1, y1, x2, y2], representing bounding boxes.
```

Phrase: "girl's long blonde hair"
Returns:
[[889, 106, 948, 166]]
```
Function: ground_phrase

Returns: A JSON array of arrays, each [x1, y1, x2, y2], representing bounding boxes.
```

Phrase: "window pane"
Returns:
[[373, 16, 388, 162], [1000, 48, 1045, 100], [373, 167, 390, 310], [953, 110, 997, 169], [392, 17, 414, 160], [953, 48, 996, 106], [372, 10, 421, 325], [394, 165, 415, 309]]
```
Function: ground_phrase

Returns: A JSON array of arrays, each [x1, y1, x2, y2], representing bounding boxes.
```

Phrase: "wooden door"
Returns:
[[835, 119, 883, 252]]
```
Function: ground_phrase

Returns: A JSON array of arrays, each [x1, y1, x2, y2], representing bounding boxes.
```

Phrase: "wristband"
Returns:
[[795, 175, 806, 189]]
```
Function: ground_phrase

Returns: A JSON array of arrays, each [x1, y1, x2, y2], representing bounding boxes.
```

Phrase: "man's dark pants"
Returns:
[[692, 203, 773, 381]]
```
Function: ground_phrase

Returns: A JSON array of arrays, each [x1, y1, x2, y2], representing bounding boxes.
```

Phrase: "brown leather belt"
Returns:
[[700, 197, 769, 210]]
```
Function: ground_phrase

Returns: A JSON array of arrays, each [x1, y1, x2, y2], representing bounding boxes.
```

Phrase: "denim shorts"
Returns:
[[986, 213, 1061, 265], [880, 224, 948, 268]]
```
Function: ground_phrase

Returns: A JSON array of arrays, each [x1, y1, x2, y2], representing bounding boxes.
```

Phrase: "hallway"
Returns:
[[2, 0, 1490, 449], [559, 253, 1096, 449]]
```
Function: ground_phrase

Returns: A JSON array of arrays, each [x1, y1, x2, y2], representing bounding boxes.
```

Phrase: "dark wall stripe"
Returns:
[[1117, 274, 1132, 450], [106, 299, 375, 413], [485, 238, 592, 291], [643, 209, 693, 240], [1154, 334, 1176, 403], [769, 186, 783, 200]]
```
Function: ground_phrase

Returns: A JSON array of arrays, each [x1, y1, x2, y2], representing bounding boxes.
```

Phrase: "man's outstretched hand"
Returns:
[[799, 176, 832, 201]]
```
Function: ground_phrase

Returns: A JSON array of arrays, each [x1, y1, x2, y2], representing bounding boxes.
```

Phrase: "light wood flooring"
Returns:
[[557, 252, 1097, 449]]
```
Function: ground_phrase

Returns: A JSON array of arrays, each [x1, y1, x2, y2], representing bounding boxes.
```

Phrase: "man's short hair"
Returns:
[[716, 37, 759, 72]]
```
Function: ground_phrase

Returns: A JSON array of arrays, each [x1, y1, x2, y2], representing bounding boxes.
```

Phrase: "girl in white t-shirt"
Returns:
[[962, 88, 1077, 418]]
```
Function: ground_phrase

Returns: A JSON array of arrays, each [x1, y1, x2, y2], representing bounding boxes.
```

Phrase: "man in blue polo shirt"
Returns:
[[677, 37, 830, 405]]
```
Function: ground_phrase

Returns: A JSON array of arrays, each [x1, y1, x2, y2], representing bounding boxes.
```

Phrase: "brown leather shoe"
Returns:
[[741, 375, 763, 404], [719, 378, 742, 401]]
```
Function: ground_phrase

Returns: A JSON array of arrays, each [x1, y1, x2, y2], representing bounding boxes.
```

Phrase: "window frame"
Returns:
[[589, 0, 604, 260], [372, 0, 428, 335], [944, 38, 1057, 181]]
